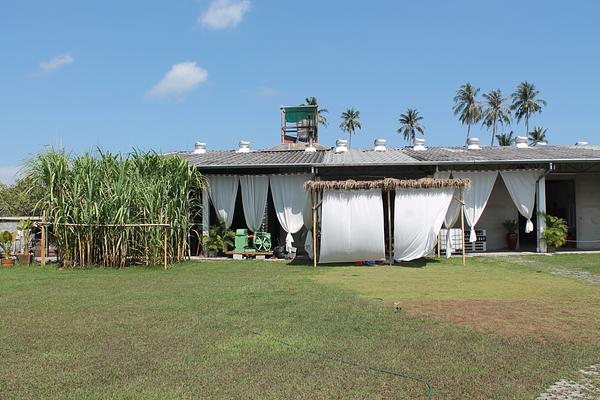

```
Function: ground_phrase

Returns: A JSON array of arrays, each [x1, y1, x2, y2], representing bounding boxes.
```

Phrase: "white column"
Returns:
[[202, 187, 210, 255], [536, 175, 547, 253]]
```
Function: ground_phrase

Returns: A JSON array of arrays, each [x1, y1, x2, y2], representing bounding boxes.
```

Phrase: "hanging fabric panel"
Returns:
[[319, 189, 385, 263], [434, 171, 462, 257], [452, 171, 498, 242], [239, 175, 269, 232], [500, 170, 542, 233], [206, 175, 239, 228], [270, 174, 311, 252], [393, 188, 454, 261]]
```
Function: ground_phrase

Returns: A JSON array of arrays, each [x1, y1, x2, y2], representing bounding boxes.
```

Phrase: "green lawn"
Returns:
[[1, 255, 599, 399]]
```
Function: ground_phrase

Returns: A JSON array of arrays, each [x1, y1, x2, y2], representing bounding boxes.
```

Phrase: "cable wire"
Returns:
[[250, 330, 433, 400]]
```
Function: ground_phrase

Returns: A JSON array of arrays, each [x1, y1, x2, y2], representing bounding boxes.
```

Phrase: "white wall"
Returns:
[[575, 173, 600, 250], [477, 178, 519, 251]]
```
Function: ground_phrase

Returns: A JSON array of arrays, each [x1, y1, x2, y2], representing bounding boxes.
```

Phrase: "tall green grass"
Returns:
[[26, 149, 203, 267]]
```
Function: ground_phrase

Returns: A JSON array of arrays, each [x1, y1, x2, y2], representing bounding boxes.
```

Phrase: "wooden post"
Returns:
[[40, 223, 46, 268], [387, 190, 392, 265], [437, 232, 441, 258], [460, 190, 466, 266], [163, 227, 168, 271], [312, 190, 317, 268]]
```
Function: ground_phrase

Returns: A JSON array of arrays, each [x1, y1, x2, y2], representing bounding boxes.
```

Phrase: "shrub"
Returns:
[[541, 214, 568, 248], [207, 221, 235, 254]]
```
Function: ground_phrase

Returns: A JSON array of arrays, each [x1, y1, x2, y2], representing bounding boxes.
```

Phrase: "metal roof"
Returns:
[[402, 146, 600, 164], [321, 148, 417, 165], [179, 150, 324, 168], [178, 145, 600, 169]]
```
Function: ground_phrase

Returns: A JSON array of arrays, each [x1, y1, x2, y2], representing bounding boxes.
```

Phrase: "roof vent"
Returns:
[[305, 144, 317, 153], [374, 138, 387, 152], [335, 139, 348, 153], [193, 142, 206, 154], [413, 137, 426, 151], [515, 136, 528, 148], [575, 141, 588, 146], [237, 140, 250, 153], [466, 137, 480, 150]]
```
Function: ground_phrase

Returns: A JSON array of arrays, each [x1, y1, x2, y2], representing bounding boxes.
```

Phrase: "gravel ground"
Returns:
[[538, 364, 600, 399]]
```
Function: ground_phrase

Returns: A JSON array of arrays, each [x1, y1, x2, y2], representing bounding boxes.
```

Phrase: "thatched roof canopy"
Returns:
[[304, 177, 470, 191]]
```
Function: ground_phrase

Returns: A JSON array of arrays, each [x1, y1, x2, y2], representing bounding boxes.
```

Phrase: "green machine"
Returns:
[[234, 229, 254, 252], [253, 232, 271, 252], [234, 229, 271, 252]]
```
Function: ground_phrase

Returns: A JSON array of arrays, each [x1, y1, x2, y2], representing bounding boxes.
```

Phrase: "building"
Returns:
[[178, 136, 600, 259]]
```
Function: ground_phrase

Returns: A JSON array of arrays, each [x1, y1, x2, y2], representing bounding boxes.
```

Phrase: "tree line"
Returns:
[[306, 81, 548, 148]]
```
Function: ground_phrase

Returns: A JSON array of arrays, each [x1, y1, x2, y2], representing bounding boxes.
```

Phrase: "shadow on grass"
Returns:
[[395, 258, 441, 269], [287, 257, 441, 269]]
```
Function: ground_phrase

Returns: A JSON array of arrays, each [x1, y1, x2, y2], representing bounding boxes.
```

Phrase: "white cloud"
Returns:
[[256, 86, 278, 97], [147, 62, 208, 99], [199, 0, 250, 30], [0, 166, 20, 185], [39, 54, 73, 72]]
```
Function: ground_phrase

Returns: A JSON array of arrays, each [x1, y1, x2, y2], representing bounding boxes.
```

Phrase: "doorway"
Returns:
[[545, 180, 577, 248]]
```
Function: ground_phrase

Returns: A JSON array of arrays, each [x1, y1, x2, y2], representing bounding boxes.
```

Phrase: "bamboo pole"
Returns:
[[387, 190, 392, 265], [312, 189, 317, 268], [163, 227, 168, 271], [460, 189, 466, 266], [40, 223, 46, 268]]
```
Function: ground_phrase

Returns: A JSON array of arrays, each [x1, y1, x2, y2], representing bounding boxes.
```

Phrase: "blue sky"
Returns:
[[1, 0, 599, 183]]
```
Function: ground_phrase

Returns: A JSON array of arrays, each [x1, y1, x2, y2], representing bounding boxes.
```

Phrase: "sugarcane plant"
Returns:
[[25, 149, 204, 268]]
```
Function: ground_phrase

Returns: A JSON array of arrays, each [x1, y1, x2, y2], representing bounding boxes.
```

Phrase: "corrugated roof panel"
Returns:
[[321, 148, 418, 165], [179, 150, 325, 168], [403, 146, 600, 163]]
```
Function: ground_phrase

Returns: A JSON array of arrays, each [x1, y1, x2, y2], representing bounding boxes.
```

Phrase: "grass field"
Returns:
[[1, 254, 599, 399]]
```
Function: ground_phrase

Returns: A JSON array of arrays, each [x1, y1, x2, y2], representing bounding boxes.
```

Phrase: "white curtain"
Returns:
[[434, 171, 462, 257], [206, 175, 239, 228], [394, 188, 454, 261], [319, 189, 385, 263], [270, 174, 311, 252], [452, 171, 497, 242], [500, 170, 542, 233], [239, 175, 269, 232]]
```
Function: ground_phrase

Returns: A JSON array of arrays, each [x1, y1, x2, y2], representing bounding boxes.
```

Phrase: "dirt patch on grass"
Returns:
[[407, 300, 600, 344]]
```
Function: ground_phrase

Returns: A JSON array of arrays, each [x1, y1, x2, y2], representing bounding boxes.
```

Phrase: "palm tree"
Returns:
[[453, 83, 482, 141], [397, 108, 425, 144], [528, 126, 548, 145], [482, 89, 511, 146], [511, 81, 547, 136], [339, 108, 362, 148], [495, 131, 514, 146], [304, 97, 328, 127]]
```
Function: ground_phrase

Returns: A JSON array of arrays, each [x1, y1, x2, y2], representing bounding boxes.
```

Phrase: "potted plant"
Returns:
[[206, 221, 235, 256], [502, 219, 518, 250], [17, 219, 33, 266], [0, 230, 16, 267], [541, 214, 568, 252]]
